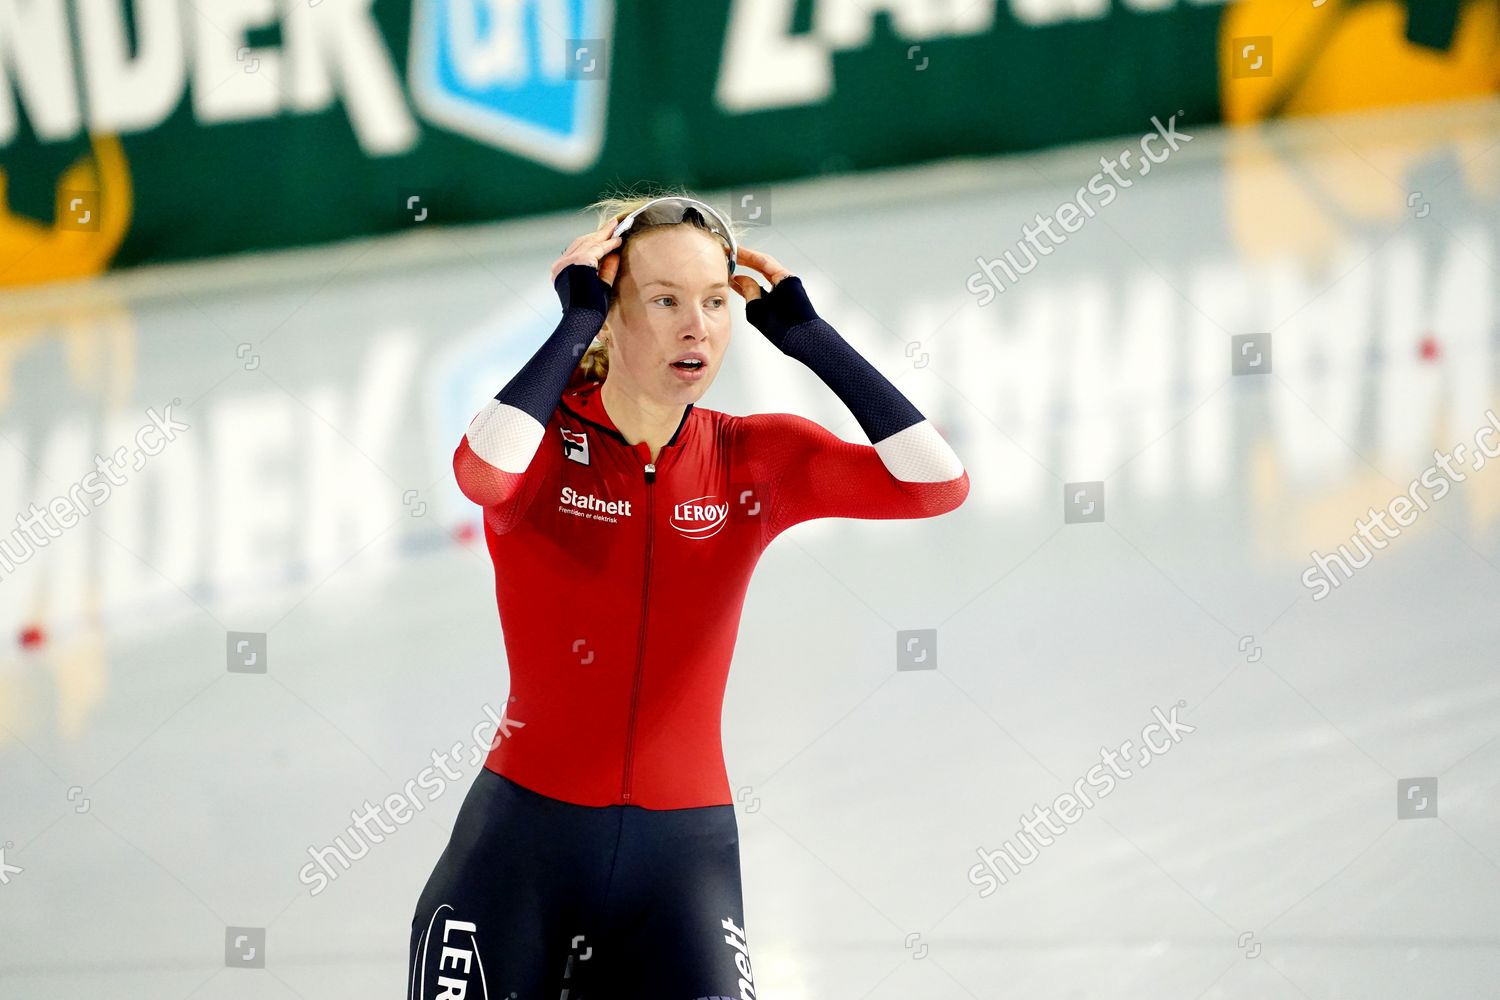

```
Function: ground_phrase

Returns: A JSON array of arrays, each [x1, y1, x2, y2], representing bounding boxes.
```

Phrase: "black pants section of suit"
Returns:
[[408, 766, 756, 1000]]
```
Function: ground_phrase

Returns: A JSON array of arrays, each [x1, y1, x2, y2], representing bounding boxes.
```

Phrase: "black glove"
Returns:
[[743, 276, 821, 353], [553, 262, 612, 315]]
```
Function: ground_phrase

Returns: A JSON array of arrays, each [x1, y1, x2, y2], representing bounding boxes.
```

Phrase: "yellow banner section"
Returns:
[[1221, 0, 1500, 123], [0, 135, 132, 287]]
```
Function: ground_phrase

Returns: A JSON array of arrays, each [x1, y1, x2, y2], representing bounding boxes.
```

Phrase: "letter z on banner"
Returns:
[[408, 0, 613, 172]]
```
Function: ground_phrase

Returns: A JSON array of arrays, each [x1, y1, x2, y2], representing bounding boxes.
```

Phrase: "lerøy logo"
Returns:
[[413, 907, 488, 999], [409, 0, 614, 172], [671, 495, 729, 540], [561, 427, 590, 465]]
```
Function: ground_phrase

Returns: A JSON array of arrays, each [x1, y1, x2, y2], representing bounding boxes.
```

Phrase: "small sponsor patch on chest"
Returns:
[[561, 428, 590, 465]]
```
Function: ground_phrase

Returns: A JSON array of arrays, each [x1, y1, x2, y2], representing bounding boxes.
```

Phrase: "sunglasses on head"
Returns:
[[611, 197, 738, 275]]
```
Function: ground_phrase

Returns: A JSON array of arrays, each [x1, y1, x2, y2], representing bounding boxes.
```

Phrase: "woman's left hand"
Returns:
[[730, 246, 794, 301]]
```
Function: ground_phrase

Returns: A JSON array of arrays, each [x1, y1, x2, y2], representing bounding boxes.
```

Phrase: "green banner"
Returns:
[[0, 0, 1487, 285]]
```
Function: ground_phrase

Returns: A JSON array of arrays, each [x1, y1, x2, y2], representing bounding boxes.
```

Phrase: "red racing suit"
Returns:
[[454, 264, 969, 809]]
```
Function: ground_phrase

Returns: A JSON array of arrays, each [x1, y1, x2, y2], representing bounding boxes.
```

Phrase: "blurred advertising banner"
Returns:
[[0, 0, 1492, 285]]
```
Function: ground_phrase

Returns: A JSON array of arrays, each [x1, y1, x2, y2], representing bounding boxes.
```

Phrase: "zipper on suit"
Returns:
[[621, 460, 655, 803]]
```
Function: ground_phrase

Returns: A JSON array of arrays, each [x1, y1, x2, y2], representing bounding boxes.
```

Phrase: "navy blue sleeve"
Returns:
[[453, 263, 613, 524], [496, 263, 612, 420], [744, 276, 925, 446]]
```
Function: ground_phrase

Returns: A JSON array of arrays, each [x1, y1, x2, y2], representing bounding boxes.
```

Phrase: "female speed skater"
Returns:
[[408, 191, 970, 999]]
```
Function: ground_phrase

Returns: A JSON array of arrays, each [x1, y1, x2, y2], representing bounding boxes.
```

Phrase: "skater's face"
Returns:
[[604, 225, 733, 406]]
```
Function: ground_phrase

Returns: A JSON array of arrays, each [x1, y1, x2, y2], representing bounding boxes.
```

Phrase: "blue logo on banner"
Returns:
[[409, 0, 613, 172]]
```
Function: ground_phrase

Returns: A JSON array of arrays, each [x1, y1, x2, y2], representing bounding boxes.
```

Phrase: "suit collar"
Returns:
[[560, 380, 694, 449]]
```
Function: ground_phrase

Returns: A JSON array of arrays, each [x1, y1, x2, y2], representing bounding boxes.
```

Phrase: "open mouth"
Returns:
[[670, 359, 706, 370]]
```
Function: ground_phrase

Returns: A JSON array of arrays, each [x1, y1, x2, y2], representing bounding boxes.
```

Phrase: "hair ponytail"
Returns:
[[575, 334, 610, 385]]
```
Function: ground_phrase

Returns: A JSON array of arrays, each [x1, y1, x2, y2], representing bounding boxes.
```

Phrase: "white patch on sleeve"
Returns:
[[465, 400, 545, 474], [873, 420, 965, 482]]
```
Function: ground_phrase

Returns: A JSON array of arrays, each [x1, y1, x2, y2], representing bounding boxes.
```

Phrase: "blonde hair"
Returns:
[[573, 185, 747, 385]]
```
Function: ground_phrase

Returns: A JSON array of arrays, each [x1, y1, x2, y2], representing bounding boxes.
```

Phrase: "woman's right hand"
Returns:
[[550, 217, 623, 286]]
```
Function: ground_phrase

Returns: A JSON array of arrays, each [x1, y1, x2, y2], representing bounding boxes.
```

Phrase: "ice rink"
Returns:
[[2, 99, 1499, 998]]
